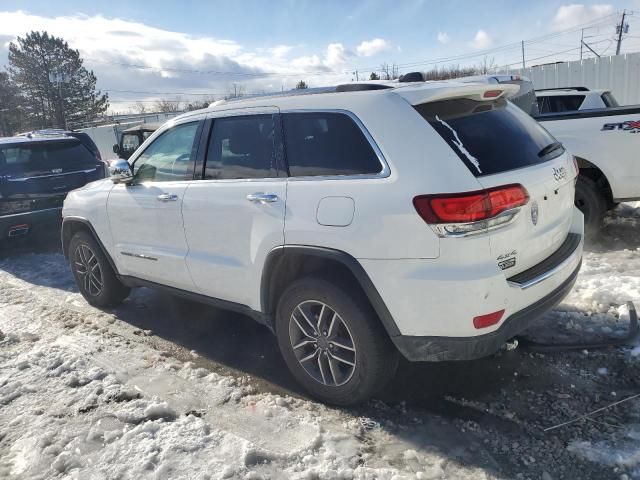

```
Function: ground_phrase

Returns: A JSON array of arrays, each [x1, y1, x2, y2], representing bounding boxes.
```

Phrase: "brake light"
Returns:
[[414, 184, 529, 224], [483, 90, 502, 99], [473, 310, 505, 329]]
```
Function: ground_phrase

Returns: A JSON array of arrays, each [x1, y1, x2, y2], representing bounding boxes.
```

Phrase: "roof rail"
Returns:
[[536, 87, 590, 92], [335, 83, 393, 92]]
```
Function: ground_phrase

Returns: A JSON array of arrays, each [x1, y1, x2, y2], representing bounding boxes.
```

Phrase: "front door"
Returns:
[[107, 120, 202, 290], [182, 109, 286, 309]]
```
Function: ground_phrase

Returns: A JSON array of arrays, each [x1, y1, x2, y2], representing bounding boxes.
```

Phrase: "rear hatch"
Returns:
[[411, 91, 576, 276], [0, 139, 104, 216]]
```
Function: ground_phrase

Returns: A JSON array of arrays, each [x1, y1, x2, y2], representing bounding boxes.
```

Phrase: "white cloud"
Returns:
[[437, 32, 450, 45], [470, 30, 493, 49], [291, 43, 352, 70], [0, 11, 355, 111], [551, 4, 614, 31], [355, 38, 392, 57]]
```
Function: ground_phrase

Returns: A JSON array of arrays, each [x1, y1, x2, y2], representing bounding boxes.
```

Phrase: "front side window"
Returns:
[[283, 112, 382, 177], [204, 115, 277, 180], [132, 122, 199, 182]]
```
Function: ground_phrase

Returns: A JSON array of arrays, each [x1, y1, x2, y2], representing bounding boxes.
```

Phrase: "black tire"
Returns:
[[275, 277, 398, 405], [68, 231, 130, 307], [575, 174, 606, 235]]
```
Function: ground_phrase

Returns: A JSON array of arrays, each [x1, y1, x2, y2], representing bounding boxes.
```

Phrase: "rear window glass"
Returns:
[[0, 140, 96, 176], [415, 98, 562, 177], [537, 95, 584, 113], [601, 92, 619, 108], [283, 112, 382, 177]]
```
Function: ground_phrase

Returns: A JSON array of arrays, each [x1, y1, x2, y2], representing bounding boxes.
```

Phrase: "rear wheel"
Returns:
[[575, 174, 606, 235], [68, 231, 130, 307], [275, 277, 398, 405]]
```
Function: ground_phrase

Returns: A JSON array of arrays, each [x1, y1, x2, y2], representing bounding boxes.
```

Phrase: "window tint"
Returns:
[[204, 115, 276, 180], [415, 98, 562, 177], [283, 112, 381, 177], [601, 92, 619, 108], [0, 140, 96, 176], [133, 122, 199, 182]]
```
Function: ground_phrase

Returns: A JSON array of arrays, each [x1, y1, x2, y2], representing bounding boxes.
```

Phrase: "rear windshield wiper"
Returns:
[[538, 141, 564, 158]]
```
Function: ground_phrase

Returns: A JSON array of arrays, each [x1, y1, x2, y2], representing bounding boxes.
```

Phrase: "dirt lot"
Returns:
[[1, 204, 639, 479]]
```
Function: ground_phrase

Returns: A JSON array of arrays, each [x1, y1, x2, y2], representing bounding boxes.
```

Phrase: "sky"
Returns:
[[1, 0, 639, 113]]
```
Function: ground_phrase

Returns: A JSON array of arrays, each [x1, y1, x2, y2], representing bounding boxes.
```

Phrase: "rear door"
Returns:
[[414, 97, 576, 276], [0, 139, 103, 217], [182, 108, 286, 309], [107, 120, 203, 290]]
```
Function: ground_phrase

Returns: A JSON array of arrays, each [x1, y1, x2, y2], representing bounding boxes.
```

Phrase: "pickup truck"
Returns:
[[535, 98, 640, 232]]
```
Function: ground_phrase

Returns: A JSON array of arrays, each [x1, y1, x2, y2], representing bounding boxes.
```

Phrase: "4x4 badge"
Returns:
[[531, 201, 539, 226]]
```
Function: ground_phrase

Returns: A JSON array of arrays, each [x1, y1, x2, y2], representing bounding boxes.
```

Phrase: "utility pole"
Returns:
[[580, 28, 584, 60], [521, 40, 525, 69], [355, 70, 359, 82], [616, 10, 628, 56]]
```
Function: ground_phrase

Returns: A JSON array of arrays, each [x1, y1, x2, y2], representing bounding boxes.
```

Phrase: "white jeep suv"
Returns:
[[62, 81, 584, 405]]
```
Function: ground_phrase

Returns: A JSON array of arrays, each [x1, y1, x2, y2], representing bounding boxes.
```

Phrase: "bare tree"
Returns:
[[380, 63, 399, 80], [154, 97, 182, 112], [134, 101, 147, 114], [477, 56, 497, 75], [184, 98, 216, 111], [224, 84, 245, 100]]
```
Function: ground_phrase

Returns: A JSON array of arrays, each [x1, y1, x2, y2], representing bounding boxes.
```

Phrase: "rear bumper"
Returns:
[[359, 207, 584, 362], [0, 208, 62, 240], [392, 261, 581, 361]]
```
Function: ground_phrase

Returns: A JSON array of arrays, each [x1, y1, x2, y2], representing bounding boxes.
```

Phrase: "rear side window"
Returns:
[[0, 140, 96, 176], [204, 115, 277, 180], [601, 92, 619, 108], [283, 112, 382, 177], [415, 98, 562, 177]]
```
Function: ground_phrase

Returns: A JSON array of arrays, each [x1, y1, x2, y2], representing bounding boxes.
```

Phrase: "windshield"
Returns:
[[415, 98, 563, 177]]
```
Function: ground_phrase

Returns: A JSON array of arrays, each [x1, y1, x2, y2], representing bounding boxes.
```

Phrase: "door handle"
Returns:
[[246, 193, 278, 204], [157, 193, 179, 202]]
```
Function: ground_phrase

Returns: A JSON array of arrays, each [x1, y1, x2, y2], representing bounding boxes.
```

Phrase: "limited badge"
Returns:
[[531, 200, 539, 226]]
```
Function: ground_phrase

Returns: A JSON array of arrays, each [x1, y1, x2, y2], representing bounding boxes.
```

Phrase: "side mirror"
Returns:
[[108, 159, 133, 184], [112, 144, 120, 154]]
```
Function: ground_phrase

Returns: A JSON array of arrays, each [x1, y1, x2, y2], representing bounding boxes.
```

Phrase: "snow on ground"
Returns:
[[1, 203, 640, 479]]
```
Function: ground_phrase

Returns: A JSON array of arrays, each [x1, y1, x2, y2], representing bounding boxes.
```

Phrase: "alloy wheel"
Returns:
[[289, 300, 357, 387], [74, 244, 103, 297]]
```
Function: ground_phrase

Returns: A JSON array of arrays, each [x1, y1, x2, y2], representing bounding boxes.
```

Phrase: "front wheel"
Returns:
[[68, 231, 130, 307], [275, 277, 398, 405]]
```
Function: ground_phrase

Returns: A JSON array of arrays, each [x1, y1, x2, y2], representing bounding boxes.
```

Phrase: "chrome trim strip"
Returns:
[[0, 207, 62, 219], [508, 239, 582, 290], [6, 168, 97, 181], [120, 251, 158, 261], [429, 208, 521, 238], [277, 108, 391, 181]]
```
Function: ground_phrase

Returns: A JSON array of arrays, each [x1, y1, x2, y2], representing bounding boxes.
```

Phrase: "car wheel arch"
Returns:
[[62, 217, 119, 274], [260, 245, 401, 338]]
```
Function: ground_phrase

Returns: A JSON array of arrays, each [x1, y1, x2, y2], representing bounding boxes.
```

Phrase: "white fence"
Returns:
[[501, 52, 640, 106]]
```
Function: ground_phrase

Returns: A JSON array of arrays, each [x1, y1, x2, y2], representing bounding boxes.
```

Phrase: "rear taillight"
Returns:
[[413, 184, 529, 237]]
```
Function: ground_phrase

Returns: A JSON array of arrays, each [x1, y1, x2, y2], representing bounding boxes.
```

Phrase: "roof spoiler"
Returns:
[[395, 82, 520, 106]]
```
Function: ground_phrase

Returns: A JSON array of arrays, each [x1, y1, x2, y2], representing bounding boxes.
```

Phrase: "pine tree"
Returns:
[[295, 80, 308, 89], [0, 72, 23, 135], [8, 31, 108, 130], [369, 72, 380, 80]]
